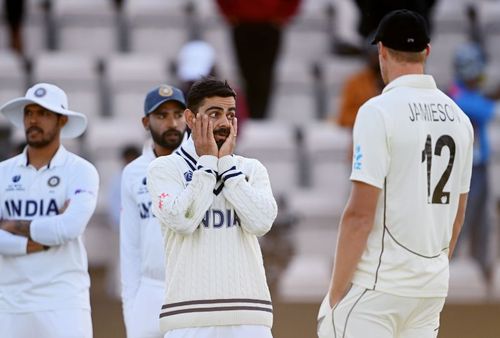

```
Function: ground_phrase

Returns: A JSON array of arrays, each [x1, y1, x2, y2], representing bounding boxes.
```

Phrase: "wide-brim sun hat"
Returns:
[[0, 83, 87, 139]]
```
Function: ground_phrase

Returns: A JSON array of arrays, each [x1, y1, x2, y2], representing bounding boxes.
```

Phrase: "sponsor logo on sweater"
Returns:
[[4, 198, 59, 217], [202, 209, 241, 228]]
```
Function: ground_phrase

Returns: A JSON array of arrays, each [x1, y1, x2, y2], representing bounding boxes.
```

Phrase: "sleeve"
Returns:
[[119, 168, 141, 328], [460, 122, 474, 193], [147, 155, 217, 235], [0, 229, 28, 256], [219, 156, 278, 236], [349, 104, 390, 189], [30, 162, 99, 246]]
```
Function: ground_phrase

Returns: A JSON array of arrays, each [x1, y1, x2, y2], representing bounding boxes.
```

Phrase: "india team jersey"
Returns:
[[350, 74, 474, 297], [0, 146, 99, 312], [120, 145, 165, 324]]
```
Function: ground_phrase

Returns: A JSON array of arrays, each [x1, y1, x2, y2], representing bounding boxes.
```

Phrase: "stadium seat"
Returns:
[[104, 52, 168, 119], [237, 120, 299, 196], [52, 0, 117, 56]]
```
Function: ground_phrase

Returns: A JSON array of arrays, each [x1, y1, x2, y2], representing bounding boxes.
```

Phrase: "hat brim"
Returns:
[[0, 97, 87, 139]]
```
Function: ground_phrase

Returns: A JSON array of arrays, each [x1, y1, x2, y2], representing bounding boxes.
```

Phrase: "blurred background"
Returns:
[[1, 0, 500, 337]]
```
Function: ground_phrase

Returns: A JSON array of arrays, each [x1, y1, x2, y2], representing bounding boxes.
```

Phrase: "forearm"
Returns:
[[223, 178, 277, 236], [148, 156, 217, 235], [329, 213, 372, 306], [220, 156, 277, 236], [449, 193, 468, 259]]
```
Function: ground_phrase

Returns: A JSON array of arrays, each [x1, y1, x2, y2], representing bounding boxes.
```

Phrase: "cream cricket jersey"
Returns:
[[350, 74, 474, 298], [147, 136, 277, 332], [120, 145, 165, 327], [0, 145, 99, 312]]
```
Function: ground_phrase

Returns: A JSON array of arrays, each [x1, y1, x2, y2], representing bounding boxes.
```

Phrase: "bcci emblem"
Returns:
[[48, 176, 60, 187], [184, 171, 193, 182], [34, 87, 47, 97], [12, 175, 21, 183], [158, 85, 173, 97]]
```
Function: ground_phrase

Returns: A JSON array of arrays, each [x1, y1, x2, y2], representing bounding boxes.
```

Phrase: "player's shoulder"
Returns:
[[63, 151, 99, 179], [148, 152, 183, 172], [0, 153, 23, 171], [123, 154, 150, 177], [233, 154, 265, 171]]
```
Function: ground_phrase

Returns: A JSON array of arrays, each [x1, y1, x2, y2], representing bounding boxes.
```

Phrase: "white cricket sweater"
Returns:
[[147, 136, 277, 332]]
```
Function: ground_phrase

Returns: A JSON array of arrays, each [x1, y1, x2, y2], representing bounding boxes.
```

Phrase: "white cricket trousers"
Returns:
[[317, 285, 445, 338], [126, 278, 164, 338], [164, 325, 273, 338], [0, 309, 92, 338]]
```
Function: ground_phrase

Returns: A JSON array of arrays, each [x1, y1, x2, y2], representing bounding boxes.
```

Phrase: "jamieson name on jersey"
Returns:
[[408, 102, 460, 123]]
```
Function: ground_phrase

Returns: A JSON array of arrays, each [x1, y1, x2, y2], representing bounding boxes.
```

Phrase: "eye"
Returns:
[[156, 113, 166, 119], [227, 112, 235, 120], [175, 112, 183, 119], [208, 112, 217, 118]]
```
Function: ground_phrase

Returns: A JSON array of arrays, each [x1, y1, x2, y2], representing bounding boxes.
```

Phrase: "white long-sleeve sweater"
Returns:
[[147, 136, 277, 332]]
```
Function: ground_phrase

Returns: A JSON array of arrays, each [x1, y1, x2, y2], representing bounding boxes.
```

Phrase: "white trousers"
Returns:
[[317, 285, 445, 338], [0, 309, 92, 338], [164, 325, 273, 338], [125, 280, 164, 338]]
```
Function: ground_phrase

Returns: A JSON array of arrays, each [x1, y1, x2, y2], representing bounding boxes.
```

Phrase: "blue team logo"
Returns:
[[184, 171, 193, 182], [34, 87, 46, 97], [142, 177, 147, 185], [12, 175, 21, 183], [48, 176, 60, 187], [353, 145, 363, 170]]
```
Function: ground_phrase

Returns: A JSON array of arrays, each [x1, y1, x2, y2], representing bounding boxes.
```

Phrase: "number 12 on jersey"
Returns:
[[421, 134, 456, 205]]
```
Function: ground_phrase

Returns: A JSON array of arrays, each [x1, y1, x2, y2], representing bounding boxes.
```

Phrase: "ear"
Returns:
[[184, 109, 195, 129], [142, 116, 149, 131], [59, 115, 68, 127], [378, 42, 387, 60], [425, 44, 431, 57]]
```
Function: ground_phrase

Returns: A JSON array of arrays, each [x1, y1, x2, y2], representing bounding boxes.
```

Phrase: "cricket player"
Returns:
[[317, 10, 474, 338], [0, 83, 99, 338], [147, 77, 277, 338], [120, 84, 187, 338]]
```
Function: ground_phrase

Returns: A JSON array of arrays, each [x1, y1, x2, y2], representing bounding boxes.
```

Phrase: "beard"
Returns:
[[25, 126, 58, 148], [214, 127, 230, 149], [150, 128, 183, 151]]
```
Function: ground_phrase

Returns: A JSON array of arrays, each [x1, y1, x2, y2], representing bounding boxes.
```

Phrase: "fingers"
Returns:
[[233, 117, 238, 138]]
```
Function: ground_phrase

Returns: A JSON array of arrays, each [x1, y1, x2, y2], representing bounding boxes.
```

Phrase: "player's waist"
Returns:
[[159, 297, 273, 332]]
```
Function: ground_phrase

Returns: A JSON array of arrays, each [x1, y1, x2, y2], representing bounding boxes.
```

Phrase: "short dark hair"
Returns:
[[186, 77, 236, 114]]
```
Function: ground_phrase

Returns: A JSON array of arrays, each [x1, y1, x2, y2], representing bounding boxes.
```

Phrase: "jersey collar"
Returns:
[[175, 136, 198, 171], [383, 74, 437, 94], [16, 145, 69, 169]]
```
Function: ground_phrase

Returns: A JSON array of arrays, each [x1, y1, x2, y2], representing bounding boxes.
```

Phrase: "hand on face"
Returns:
[[192, 113, 218, 157], [218, 117, 237, 158]]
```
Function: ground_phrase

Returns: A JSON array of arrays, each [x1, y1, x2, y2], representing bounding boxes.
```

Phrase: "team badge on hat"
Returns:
[[159, 85, 174, 97], [34, 87, 46, 97]]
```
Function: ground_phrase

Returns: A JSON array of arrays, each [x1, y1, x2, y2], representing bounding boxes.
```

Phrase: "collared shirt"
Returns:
[[0, 145, 99, 312], [350, 74, 474, 297], [120, 144, 165, 328]]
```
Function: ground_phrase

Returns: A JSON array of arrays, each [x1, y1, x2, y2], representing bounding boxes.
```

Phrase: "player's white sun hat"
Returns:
[[0, 83, 87, 139]]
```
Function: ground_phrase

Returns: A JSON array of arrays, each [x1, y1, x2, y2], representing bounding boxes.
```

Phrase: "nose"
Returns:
[[166, 114, 178, 128]]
